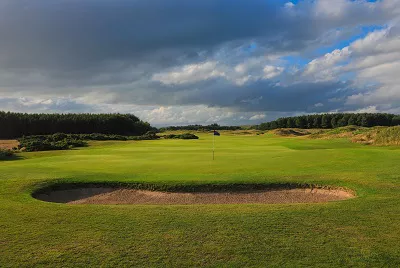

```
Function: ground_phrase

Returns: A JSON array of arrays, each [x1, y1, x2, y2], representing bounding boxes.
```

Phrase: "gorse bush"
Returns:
[[163, 133, 199, 139], [0, 148, 14, 160], [129, 132, 160, 140], [77, 133, 128, 141], [159, 123, 240, 132], [17, 132, 162, 152], [18, 135, 88, 152]]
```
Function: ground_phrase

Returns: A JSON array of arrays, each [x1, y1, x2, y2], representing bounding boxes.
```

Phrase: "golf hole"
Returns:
[[32, 183, 355, 205]]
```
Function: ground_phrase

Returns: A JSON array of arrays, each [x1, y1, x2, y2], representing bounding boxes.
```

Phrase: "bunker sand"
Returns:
[[0, 140, 18, 150], [35, 187, 355, 205]]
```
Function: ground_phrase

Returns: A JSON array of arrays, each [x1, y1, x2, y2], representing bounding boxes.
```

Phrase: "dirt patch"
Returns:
[[0, 140, 19, 150], [34, 187, 355, 205]]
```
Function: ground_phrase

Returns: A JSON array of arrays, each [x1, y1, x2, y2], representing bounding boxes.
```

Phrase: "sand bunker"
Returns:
[[34, 186, 354, 205], [0, 140, 19, 150]]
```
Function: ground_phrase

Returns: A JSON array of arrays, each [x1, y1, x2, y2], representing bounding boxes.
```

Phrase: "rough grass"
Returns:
[[271, 128, 312, 136], [0, 133, 399, 267], [273, 126, 400, 146], [374, 126, 400, 145]]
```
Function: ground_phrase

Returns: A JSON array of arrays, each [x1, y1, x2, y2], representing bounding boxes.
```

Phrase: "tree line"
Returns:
[[0, 112, 153, 138], [257, 113, 400, 130], [159, 123, 241, 132]]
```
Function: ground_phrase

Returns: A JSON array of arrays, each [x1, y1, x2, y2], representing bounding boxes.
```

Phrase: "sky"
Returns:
[[0, 0, 400, 126]]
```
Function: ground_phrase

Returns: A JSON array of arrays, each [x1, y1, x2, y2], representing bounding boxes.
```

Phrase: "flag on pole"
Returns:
[[213, 130, 220, 136]]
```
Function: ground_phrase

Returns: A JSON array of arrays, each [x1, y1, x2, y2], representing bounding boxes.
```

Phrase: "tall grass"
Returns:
[[374, 126, 400, 145]]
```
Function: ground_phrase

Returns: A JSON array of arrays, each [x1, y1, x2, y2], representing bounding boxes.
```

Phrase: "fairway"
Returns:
[[1, 133, 400, 267]]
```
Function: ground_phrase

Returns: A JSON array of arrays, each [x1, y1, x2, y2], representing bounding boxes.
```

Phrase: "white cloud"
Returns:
[[249, 114, 266, 121], [343, 27, 400, 108], [263, 66, 284, 79], [153, 56, 285, 86], [303, 47, 351, 81], [152, 61, 225, 85], [284, 2, 295, 9], [315, 0, 351, 18], [350, 29, 388, 54], [314, 103, 324, 107], [354, 105, 380, 113]]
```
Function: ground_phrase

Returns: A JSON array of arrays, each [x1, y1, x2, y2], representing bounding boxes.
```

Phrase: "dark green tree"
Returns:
[[361, 115, 370, 127], [348, 115, 357, 126], [0, 112, 152, 138], [295, 116, 306, 129], [321, 114, 331, 128], [392, 115, 400, 126], [313, 116, 321, 128], [254, 113, 398, 131], [286, 118, 295, 128]]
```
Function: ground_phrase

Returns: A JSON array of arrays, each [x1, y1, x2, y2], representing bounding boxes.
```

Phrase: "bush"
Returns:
[[18, 136, 88, 152], [76, 133, 128, 141], [17, 132, 164, 152], [159, 123, 240, 132], [0, 148, 14, 160], [129, 132, 160, 140], [163, 133, 199, 139]]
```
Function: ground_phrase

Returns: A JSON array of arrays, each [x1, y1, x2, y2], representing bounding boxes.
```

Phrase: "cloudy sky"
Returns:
[[0, 0, 399, 126]]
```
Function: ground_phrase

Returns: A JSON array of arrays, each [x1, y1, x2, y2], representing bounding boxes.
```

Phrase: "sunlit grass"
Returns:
[[0, 133, 399, 267]]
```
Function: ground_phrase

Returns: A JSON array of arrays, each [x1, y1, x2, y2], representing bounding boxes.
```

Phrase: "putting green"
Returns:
[[0, 132, 399, 267]]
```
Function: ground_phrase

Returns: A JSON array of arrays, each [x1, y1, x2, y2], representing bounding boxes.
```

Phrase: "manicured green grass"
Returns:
[[1, 133, 399, 267]]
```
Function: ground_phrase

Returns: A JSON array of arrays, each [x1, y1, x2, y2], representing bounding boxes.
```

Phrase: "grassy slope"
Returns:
[[0, 133, 399, 267]]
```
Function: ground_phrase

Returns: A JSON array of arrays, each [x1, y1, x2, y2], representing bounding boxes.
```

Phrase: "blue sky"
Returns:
[[0, 0, 399, 126]]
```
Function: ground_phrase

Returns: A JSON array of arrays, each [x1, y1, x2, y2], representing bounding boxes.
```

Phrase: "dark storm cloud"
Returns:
[[102, 78, 355, 113], [0, 0, 398, 123], [0, 0, 284, 71], [0, 96, 94, 113], [1, 0, 384, 72]]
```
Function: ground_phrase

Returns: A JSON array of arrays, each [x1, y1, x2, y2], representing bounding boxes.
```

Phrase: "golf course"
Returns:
[[1, 131, 399, 267]]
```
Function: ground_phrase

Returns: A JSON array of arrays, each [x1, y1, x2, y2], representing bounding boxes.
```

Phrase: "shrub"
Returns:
[[0, 148, 14, 160], [76, 133, 127, 141], [18, 136, 88, 152], [17, 131, 164, 152], [129, 131, 160, 140], [163, 133, 199, 139]]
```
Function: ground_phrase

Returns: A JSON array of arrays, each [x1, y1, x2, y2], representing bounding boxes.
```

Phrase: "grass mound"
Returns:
[[271, 128, 311, 136], [308, 126, 400, 146], [373, 126, 400, 145]]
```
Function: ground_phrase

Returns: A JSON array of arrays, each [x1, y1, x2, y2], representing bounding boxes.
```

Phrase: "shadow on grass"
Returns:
[[0, 154, 25, 162]]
